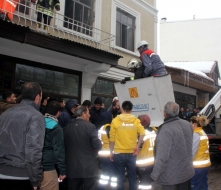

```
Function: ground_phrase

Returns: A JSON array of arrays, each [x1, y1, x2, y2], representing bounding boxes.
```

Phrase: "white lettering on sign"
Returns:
[[132, 103, 149, 112]]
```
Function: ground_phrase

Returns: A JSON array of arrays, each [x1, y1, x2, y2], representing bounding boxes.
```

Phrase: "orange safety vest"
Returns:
[[0, 0, 18, 20]]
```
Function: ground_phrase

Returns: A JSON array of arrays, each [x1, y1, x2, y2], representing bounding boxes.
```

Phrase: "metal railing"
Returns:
[[0, 0, 115, 51]]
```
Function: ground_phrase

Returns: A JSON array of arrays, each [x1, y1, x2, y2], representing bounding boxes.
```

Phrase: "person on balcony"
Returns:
[[0, 0, 36, 20], [36, 0, 60, 30]]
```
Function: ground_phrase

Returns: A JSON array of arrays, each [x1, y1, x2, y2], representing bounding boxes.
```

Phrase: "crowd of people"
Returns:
[[179, 107, 201, 121], [0, 82, 211, 190]]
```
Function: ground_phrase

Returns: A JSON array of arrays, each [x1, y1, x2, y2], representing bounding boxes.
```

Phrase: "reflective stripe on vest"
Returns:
[[143, 133, 156, 141], [136, 157, 154, 165], [6, 0, 16, 7], [138, 185, 152, 189], [98, 150, 110, 156], [193, 159, 211, 166]]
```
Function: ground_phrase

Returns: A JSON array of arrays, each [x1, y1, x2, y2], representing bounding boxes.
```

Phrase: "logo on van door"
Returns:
[[128, 87, 139, 98], [132, 103, 149, 112]]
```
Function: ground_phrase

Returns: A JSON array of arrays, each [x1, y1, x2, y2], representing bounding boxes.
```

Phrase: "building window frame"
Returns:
[[0, 55, 82, 102], [174, 91, 196, 111], [64, 0, 95, 36], [91, 77, 117, 108], [111, 0, 140, 56], [58, 0, 102, 41]]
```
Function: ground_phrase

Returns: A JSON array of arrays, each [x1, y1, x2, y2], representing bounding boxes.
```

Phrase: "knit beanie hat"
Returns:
[[94, 97, 103, 105], [99, 111, 112, 126]]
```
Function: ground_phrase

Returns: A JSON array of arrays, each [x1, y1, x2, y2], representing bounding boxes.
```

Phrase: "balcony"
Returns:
[[0, 0, 115, 52]]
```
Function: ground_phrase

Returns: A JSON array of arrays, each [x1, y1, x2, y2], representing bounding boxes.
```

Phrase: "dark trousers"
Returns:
[[114, 153, 137, 190], [37, 12, 52, 26], [68, 177, 97, 190], [162, 180, 191, 190], [137, 165, 153, 189], [191, 167, 210, 190], [98, 157, 117, 190], [0, 179, 34, 190]]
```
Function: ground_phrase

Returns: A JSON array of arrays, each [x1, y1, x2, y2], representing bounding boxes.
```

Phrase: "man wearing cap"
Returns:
[[137, 40, 167, 77], [58, 99, 79, 128], [90, 97, 106, 130], [136, 114, 156, 190]]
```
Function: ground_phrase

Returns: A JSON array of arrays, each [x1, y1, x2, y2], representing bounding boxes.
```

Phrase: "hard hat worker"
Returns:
[[136, 114, 156, 190], [190, 115, 211, 190], [97, 112, 117, 190], [137, 40, 167, 77], [36, 0, 60, 30], [121, 58, 144, 84]]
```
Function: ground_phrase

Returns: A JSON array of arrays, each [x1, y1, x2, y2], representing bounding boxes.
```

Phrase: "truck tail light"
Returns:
[[218, 146, 221, 151]]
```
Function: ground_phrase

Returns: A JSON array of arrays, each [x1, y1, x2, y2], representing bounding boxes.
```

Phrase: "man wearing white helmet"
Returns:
[[137, 40, 167, 77], [121, 58, 144, 84]]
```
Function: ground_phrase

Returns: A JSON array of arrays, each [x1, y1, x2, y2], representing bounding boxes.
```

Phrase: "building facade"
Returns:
[[0, 0, 158, 107]]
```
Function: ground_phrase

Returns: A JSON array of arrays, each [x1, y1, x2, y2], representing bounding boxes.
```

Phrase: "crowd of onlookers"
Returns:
[[178, 107, 201, 121], [0, 84, 123, 190], [0, 83, 211, 190]]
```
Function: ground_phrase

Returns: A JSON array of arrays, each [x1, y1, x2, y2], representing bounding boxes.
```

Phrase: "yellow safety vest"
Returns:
[[193, 127, 211, 168], [136, 130, 156, 167], [98, 124, 111, 157]]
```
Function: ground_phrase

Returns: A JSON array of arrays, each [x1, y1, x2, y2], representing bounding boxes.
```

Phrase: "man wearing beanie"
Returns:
[[90, 97, 106, 130]]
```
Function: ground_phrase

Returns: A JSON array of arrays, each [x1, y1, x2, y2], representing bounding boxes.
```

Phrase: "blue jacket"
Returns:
[[58, 99, 78, 128], [140, 48, 167, 77]]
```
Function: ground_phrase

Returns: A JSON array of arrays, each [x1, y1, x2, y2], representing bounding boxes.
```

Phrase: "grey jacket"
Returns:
[[151, 116, 194, 185], [140, 48, 167, 77], [0, 100, 45, 187]]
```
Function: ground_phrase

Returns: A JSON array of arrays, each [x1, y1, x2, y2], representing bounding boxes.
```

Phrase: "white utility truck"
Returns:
[[114, 74, 175, 127]]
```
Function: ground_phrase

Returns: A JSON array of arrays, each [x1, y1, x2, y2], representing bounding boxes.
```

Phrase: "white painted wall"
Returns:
[[160, 18, 221, 69], [172, 83, 196, 95]]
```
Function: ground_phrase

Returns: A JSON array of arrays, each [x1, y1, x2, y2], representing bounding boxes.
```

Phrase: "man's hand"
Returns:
[[121, 79, 126, 84], [33, 187, 38, 190], [110, 153, 114, 162], [133, 147, 139, 156], [59, 175, 66, 181]]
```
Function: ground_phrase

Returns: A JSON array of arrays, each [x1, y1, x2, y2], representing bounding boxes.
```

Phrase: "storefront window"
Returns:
[[91, 78, 116, 109], [174, 91, 196, 111], [15, 64, 80, 97]]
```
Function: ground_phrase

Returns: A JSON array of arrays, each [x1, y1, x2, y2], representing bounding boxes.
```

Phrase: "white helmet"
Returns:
[[127, 59, 142, 69], [137, 40, 148, 49]]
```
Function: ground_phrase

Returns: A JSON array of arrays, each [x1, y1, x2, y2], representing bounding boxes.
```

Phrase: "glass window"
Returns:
[[15, 64, 80, 97], [116, 8, 135, 51], [16, 1, 30, 15], [174, 91, 196, 111], [91, 78, 116, 109], [64, 0, 94, 36]]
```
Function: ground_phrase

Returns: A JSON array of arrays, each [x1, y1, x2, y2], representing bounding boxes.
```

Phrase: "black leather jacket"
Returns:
[[0, 99, 45, 187]]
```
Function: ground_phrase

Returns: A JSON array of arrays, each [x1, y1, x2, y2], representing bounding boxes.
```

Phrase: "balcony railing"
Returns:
[[0, 0, 115, 51]]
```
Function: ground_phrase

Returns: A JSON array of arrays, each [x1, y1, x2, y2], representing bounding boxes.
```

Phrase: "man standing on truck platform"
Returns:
[[137, 40, 167, 77]]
